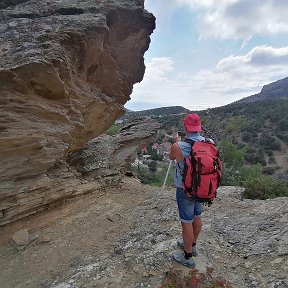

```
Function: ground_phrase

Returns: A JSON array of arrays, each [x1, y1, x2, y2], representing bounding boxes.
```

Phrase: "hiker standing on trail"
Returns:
[[169, 113, 214, 268]]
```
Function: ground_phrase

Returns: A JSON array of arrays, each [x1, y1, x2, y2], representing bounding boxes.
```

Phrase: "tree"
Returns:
[[218, 139, 244, 168], [148, 160, 157, 172]]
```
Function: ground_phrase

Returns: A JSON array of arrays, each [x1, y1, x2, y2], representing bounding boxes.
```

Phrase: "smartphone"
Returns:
[[177, 131, 186, 137]]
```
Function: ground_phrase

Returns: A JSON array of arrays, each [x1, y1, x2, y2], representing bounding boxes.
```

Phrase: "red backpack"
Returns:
[[182, 139, 222, 203]]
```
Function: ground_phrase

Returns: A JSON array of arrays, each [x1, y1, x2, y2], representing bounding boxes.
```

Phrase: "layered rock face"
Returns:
[[68, 117, 160, 184], [0, 0, 156, 224]]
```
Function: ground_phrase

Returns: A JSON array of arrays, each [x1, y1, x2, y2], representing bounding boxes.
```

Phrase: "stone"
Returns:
[[271, 258, 284, 265], [11, 229, 39, 251], [12, 229, 29, 246]]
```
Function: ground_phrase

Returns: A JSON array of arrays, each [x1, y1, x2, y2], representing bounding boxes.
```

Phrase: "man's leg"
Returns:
[[192, 216, 202, 244], [172, 188, 196, 267], [181, 222, 193, 253], [181, 217, 202, 253]]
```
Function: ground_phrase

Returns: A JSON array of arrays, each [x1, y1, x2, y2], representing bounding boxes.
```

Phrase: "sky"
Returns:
[[125, 0, 288, 111]]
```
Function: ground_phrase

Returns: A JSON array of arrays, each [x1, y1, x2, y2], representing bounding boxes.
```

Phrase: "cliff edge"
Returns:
[[0, 182, 287, 287]]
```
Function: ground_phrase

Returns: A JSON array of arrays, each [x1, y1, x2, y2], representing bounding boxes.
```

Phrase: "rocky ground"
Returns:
[[0, 177, 287, 288]]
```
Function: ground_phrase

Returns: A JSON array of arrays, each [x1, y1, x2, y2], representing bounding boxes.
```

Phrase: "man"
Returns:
[[169, 113, 208, 268]]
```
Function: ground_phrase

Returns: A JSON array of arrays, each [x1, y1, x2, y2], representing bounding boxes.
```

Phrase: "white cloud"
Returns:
[[128, 46, 288, 110], [217, 46, 288, 70], [176, 0, 220, 9], [141, 57, 174, 84], [193, 0, 288, 39], [147, 0, 288, 40]]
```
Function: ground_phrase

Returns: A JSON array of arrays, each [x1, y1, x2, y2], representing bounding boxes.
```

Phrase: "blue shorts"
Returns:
[[176, 187, 203, 224]]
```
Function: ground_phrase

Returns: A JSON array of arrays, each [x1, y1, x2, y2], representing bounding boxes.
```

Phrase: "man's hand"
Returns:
[[174, 135, 181, 142], [169, 133, 184, 161]]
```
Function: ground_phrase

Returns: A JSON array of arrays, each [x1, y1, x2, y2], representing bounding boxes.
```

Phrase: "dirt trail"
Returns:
[[0, 177, 287, 288], [0, 177, 156, 287]]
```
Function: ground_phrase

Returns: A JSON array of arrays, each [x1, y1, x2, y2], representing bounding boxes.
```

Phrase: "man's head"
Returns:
[[183, 113, 202, 133]]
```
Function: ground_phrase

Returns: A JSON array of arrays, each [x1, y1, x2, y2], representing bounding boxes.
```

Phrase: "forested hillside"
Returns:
[[120, 106, 190, 122], [158, 98, 288, 177], [119, 97, 288, 200]]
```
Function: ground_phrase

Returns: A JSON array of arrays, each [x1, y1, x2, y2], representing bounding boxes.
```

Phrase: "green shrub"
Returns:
[[218, 139, 244, 168], [276, 132, 288, 144], [243, 177, 288, 199], [266, 150, 273, 156], [242, 132, 253, 142], [238, 165, 263, 185], [148, 160, 157, 172], [262, 166, 276, 175], [220, 165, 241, 186], [220, 164, 262, 187], [225, 116, 249, 134], [151, 153, 163, 161], [268, 156, 276, 164], [279, 119, 288, 131], [106, 124, 120, 136], [244, 152, 266, 166], [259, 136, 281, 151], [131, 163, 174, 187], [237, 143, 245, 149]]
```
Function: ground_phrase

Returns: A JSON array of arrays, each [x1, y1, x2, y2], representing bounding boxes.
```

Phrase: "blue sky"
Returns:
[[125, 0, 288, 111]]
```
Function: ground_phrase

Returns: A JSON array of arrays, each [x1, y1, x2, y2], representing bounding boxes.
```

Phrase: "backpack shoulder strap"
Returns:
[[184, 138, 195, 146], [185, 137, 212, 144], [183, 139, 196, 157], [204, 137, 216, 145]]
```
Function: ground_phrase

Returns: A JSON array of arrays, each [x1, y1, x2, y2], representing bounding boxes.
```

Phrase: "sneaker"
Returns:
[[172, 251, 196, 268], [177, 240, 198, 256]]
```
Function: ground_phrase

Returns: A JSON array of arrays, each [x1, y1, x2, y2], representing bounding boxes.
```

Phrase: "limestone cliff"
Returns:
[[0, 0, 156, 224]]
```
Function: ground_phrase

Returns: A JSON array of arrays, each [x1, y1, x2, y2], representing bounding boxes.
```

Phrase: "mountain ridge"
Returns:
[[124, 76, 288, 117], [120, 105, 190, 122], [234, 76, 288, 104]]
